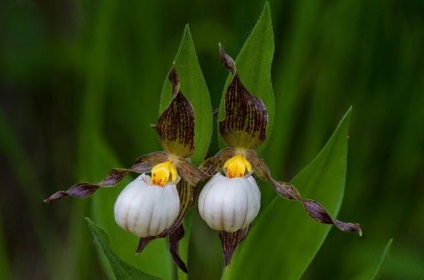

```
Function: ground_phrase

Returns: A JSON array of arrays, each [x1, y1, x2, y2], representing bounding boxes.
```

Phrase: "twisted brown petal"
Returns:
[[246, 150, 362, 236], [270, 179, 301, 200], [136, 179, 195, 273], [43, 152, 168, 204], [219, 48, 268, 150], [302, 199, 362, 235], [199, 147, 235, 176], [153, 66, 195, 158], [244, 149, 272, 181], [130, 152, 169, 173], [219, 227, 250, 266], [176, 158, 210, 186], [169, 225, 188, 273]]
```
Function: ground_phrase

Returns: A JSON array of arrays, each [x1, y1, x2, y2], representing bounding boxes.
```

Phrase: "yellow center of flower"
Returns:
[[151, 160, 178, 187], [223, 154, 252, 178]]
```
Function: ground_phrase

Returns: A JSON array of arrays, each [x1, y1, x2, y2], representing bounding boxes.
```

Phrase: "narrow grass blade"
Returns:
[[370, 238, 393, 279]]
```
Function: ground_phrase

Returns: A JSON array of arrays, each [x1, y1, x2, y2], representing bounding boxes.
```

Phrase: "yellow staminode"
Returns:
[[151, 160, 178, 187], [223, 154, 252, 178]]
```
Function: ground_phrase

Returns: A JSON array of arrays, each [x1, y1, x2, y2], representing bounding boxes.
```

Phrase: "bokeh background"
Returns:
[[1, 0, 423, 279]]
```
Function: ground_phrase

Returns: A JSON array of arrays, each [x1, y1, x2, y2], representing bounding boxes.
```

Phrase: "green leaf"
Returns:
[[218, 2, 274, 149], [160, 25, 212, 166], [223, 107, 353, 279], [86, 218, 161, 280]]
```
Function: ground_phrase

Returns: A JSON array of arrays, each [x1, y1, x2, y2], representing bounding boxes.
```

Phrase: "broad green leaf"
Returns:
[[160, 25, 212, 166], [223, 108, 353, 279], [86, 218, 161, 280], [218, 2, 274, 149]]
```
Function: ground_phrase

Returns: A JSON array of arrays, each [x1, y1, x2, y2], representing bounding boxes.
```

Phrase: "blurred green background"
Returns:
[[1, 0, 423, 279]]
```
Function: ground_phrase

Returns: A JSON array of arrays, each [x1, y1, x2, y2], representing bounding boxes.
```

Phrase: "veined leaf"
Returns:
[[218, 2, 274, 149], [160, 25, 212, 166], [86, 218, 161, 280], [223, 108, 353, 279]]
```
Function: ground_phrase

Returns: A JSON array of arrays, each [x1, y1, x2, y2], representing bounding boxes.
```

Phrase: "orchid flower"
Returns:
[[44, 66, 208, 273], [198, 46, 362, 266]]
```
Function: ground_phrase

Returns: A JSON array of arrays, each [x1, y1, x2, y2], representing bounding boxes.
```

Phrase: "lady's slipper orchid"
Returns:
[[44, 66, 207, 273], [199, 46, 362, 266]]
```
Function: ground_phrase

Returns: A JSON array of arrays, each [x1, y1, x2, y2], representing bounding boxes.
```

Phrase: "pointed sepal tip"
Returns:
[[219, 43, 236, 75]]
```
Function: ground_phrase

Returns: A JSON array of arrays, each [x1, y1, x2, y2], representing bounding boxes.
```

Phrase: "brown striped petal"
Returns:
[[176, 157, 209, 186], [219, 227, 250, 266], [218, 47, 268, 149], [153, 66, 195, 157], [199, 147, 236, 176], [246, 150, 362, 236]]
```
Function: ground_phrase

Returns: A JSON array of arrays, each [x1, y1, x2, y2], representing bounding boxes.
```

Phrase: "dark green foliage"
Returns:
[[1, 0, 423, 279]]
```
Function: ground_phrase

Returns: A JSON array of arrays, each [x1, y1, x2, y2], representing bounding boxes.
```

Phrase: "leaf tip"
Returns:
[[260, 2, 272, 22], [182, 24, 192, 40]]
